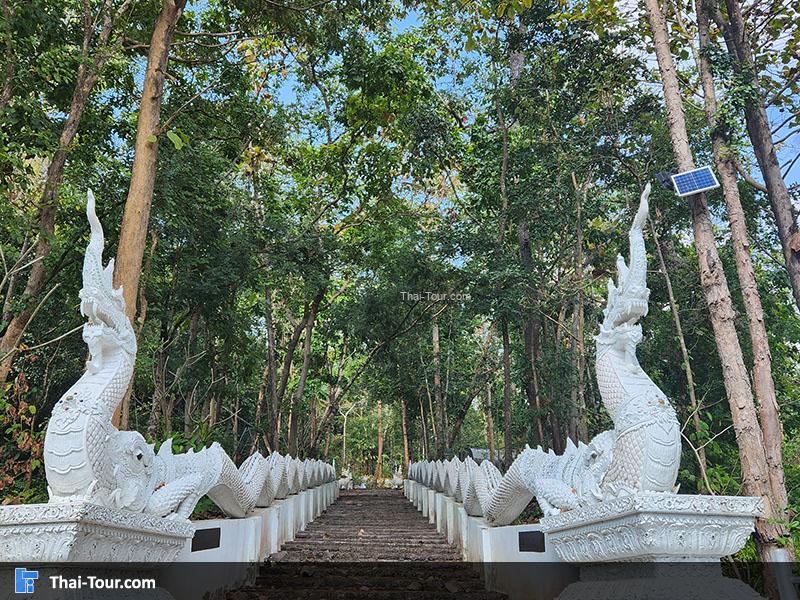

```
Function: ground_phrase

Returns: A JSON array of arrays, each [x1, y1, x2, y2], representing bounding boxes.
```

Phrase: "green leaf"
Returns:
[[167, 131, 184, 150], [147, 134, 158, 143]]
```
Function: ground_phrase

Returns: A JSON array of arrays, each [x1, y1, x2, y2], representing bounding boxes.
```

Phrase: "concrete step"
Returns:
[[251, 574, 486, 591], [228, 489, 506, 600], [230, 590, 505, 600]]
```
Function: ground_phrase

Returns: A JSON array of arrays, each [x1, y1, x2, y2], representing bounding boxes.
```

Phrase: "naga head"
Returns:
[[597, 184, 651, 353], [108, 431, 156, 511], [578, 430, 616, 504], [80, 190, 136, 371]]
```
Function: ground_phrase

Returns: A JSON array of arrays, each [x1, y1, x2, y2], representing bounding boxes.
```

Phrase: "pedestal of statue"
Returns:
[[540, 493, 764, 599], [0, 501, 194, 562]]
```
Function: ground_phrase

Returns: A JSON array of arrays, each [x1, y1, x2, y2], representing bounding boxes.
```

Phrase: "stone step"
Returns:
[[271, 550, 463, 562], [228, 489, 506, 600], [230, 590, 505, 600], [258, 564, 482, 577], [282, 539, 456, 551], [251, 574, 486, 591]]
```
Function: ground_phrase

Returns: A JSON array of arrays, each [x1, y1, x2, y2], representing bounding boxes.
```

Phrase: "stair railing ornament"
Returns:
[[0, 191, 336, 561]]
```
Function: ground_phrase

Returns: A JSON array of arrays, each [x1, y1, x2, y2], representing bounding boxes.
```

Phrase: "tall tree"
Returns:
[[710, 0, 800, 310], [0, 0, 132, 381], [643, 0, 792, 570], [695, 0, 791, 544], [114, 0, 187, 322]]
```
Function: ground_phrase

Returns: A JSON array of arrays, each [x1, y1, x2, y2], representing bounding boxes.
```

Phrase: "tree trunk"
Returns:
[[287, 408, 298, 456], [114, 0, 186, 318], [448, 325, 494, 446], [432, 318, 445, 457], [233, 395, 240, 462], [517, 221, 546, 446], [696, 0, 792, 565], [291, 290, 323, 455], [530, 314, 547, 449], [710, 0, 800, 311], [651, 220, 708, 489], [0, 10, 114, 381], [570, 172, 588, 443], [374, 399, 383, 482], [264, 286, 280, 450], [111, 0, 186, 428], [427, 379, 437, 453], [484, 381, 496, 462], [401, 396, 410, 473], [251, 361, 270, 454], [418, 395, 429, 460], [548, 308, 567, 453], [644, 0, 792, 572], [0, 0, 13, 111], [697, 0, 783, 473], [501, 318, 513, 469], [341, 411, 348, 467]]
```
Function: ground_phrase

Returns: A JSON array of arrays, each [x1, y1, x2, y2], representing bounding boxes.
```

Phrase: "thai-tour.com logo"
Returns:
[[13, 567, 156, 594], [14, 568, 38, 594]]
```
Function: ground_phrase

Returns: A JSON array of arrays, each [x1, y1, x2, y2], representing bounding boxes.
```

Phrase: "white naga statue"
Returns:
[[43, 191, 334, 520], [410, 184, 682, 524]]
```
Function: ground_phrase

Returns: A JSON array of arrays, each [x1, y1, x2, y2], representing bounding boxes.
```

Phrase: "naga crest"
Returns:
[[80, 190, 136, 370], [597, 184, 651, 353]]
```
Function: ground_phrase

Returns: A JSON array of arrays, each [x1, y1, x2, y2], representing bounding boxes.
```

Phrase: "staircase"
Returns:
[[227, 489, 506, 599]]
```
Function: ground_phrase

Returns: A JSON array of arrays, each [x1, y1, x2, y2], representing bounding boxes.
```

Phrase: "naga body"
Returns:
[[43, 192, 333, 519], [594, 184, 681, 496]]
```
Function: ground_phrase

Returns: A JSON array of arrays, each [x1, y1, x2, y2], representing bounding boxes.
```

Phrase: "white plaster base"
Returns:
[[274, 497, 296, 545], [540, 493, 763, 600], [290, 494, 303, 535], [309, 487, 318, 520], [540, 493, 763, 562], [427, 489, 436, 524], [253, 505, 281, 557], [435, 493, 447, 534], [315, 486, 323, 516], [480, 523, 576, 600], [445, 498, 461, 549], [459, 507, 486, 562], [296, 491, 308, 532], [0, 502, 193, 562], [177, 516, 260, 562]]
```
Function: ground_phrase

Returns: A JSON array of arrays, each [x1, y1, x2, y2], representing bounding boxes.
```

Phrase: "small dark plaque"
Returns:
[[518, 530, 545, 553], [191, 527, 221, 552]]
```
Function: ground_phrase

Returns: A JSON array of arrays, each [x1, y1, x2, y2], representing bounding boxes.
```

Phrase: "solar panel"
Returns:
[[671, 166, 720, 197]]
